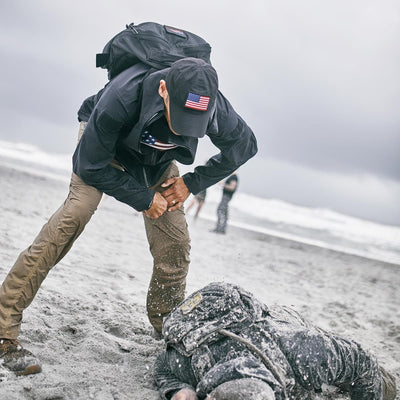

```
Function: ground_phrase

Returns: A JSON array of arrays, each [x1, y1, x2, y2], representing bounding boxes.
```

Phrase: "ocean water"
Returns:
[[1, 140, 399, 265]]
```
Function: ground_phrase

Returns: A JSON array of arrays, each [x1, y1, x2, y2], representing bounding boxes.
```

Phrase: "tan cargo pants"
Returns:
[[0, 123, 190, 338]]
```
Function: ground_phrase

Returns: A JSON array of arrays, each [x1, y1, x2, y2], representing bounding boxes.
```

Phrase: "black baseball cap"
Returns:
[[166, 57, 218, 138]]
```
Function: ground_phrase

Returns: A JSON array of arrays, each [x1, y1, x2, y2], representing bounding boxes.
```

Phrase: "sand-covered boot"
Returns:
[[381, 367, 397, 400], [154, 330, 163, 340], [0, 339, 42, 376]]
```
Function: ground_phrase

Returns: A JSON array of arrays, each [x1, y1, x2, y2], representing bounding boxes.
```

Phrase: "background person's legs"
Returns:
[[215, 194, 230, 233], [194, 200, 205, 219]]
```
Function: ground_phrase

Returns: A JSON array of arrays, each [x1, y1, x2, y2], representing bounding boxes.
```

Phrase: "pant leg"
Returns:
[[143, 162, 191, 333], [280, 326, 384, 399], [0, 122, 102, 339], [216, 194, 230, 233]]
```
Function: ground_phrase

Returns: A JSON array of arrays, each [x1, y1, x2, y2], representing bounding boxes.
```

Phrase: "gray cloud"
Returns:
[[0, 0, 399, 224]]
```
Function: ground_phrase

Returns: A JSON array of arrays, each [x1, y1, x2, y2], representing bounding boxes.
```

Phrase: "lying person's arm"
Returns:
[[171, 388, 198, 400], [195, 355, 284, 400], [154, 349, 198, 400]]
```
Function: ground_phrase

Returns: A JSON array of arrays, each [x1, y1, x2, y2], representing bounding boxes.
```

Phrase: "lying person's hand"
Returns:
[[171, 388, 198, 400]]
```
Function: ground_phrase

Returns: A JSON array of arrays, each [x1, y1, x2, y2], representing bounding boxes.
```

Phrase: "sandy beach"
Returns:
[[0, 161, 399, 399]]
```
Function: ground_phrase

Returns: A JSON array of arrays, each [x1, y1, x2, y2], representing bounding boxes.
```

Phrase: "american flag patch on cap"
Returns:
[[185, 92, 210, 111]]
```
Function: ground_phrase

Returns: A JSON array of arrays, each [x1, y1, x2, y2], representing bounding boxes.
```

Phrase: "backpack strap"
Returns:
[[218, 328, 286, 392], [96, 53, 109, 68]]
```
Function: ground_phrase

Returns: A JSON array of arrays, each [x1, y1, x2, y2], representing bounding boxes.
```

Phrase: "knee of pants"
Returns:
[[62, 201, 95, 229], [146, 217, 190, 263], [64, 186, 101, 225], [146, 221, 190, 251], [151, 241, 191, 273]]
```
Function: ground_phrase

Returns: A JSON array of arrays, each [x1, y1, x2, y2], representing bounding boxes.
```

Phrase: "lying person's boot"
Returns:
[[0, 339, 42, 376]]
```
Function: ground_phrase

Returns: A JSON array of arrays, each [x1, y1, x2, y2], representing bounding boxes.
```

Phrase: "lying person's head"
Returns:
[[207, 378, 275, 400]]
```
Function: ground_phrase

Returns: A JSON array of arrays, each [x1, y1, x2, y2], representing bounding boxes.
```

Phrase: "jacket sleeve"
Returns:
[[72, 81, 154, 212], [154, 350, 197, 400], [182, 92, 257, 195], [195, 355, 285, 400]]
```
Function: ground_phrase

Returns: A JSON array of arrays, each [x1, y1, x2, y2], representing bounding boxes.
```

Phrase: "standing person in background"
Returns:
[[186, 189, 207, 220], [212, 172, 238, 234]]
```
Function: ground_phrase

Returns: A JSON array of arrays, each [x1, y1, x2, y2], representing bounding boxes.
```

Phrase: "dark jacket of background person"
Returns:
[[154, 283, 393, 400], [222, 173, 238, 199], [73, 63, 257, 211]]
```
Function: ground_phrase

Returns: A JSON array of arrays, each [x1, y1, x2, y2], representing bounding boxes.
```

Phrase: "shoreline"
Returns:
[[2, 156, 399, 267], [198, 212, 400, 267]]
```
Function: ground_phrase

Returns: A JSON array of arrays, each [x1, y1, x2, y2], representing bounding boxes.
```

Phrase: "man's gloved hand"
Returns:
[[161, 177, 190, 212], [171, 388, 198, 400], [143, 192, 168, 219]]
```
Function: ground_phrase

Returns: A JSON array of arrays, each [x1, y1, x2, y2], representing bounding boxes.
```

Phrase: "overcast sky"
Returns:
[[0, 0, 399, 225]]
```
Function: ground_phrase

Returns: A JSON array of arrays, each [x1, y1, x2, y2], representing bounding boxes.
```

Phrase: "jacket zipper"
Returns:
[[141, 111, 163, 187], [142, 166, 150, 188], [143, 111, 163, 130]]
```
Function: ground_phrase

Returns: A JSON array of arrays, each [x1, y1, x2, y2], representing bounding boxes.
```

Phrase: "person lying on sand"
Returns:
[[154, 282, 397, 400]]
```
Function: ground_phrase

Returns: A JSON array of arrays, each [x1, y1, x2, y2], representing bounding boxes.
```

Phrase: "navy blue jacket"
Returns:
[[72, 63, 257, 211]]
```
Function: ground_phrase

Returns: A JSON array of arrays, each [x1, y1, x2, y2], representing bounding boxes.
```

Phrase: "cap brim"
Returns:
[[169, 98, 212, 138]]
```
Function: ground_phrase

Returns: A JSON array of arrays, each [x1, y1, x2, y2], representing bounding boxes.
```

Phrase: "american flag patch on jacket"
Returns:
[[140, 131, 177, 151], [185, 92, 210, 111]]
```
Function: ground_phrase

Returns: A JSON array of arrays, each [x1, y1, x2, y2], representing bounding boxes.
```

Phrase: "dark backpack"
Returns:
[[162, 282, 269, 356], [96, 22, 212, 79]]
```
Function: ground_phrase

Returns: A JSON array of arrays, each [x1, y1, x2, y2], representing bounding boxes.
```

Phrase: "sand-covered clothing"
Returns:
[[155, 283, 390, 399]]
